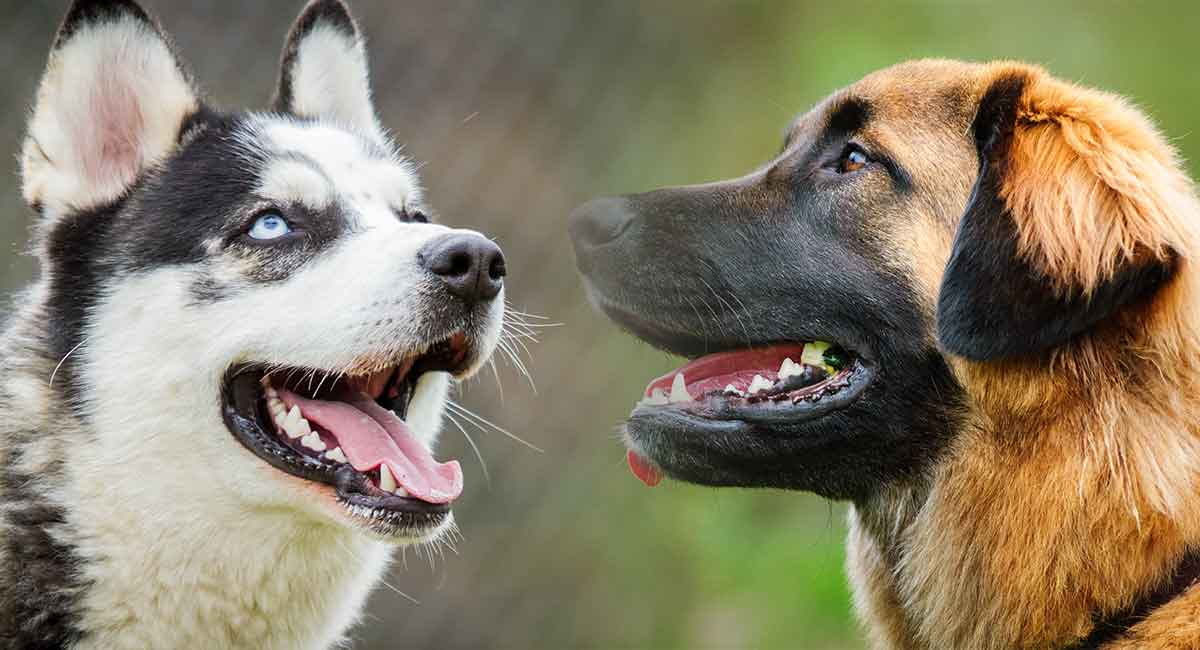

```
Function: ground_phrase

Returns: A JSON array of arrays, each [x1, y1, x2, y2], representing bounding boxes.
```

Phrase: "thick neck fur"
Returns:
[[849, 266, 1200, 649], [0, 286, 393, 649]]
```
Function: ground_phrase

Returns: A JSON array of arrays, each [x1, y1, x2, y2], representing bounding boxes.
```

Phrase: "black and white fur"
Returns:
[[0, 1, 503, 647]]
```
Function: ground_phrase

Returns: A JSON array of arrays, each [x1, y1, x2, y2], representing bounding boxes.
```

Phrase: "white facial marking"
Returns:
[[256, 161, 332, 211]]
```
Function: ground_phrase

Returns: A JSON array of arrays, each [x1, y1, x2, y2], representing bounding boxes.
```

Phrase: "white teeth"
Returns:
[[778, 358, 803, 380], [282, 406, 304, 438], [723, 384, 745, 397], [643, 388, 669, 406], [282, 411, 312, 440], [747, 374, 773, 395], [300, 431, 326, 452], [267, 394, 285, 418], [265, 385, 279, 399], [378, 464, 397, 492], [393, 486, 409, 498], [669, 373, 692, 403], [325, 447, 348, 464]]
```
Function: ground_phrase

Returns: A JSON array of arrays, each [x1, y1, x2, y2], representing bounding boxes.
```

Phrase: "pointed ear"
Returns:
[[21, 0, 200, 214], [271, 0, 382, 139], [935, 65, 1194, 361]]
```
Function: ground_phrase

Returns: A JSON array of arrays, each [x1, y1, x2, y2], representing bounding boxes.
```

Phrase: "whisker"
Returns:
[[486, 357, 504, 401], [49, 336, 89, 388], [445, 400, 543, 453], [443, 410, 491, 487]]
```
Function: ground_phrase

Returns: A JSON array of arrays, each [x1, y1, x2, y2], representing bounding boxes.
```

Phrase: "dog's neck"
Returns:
[[853, 272, 1200, 649], [0, 325, 395, 649], [60, 441, 393, 650]]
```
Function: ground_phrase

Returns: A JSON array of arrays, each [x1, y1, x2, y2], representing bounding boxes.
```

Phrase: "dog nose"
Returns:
[[569, 197, 636, 251], [418, 233, 506, 304], [569, 197, 636, 274]]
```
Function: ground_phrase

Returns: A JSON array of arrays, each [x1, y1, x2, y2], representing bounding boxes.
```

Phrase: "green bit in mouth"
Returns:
[[800, 341, 849, 376]]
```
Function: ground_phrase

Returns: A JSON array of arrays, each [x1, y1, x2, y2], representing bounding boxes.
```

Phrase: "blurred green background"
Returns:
[[1, 2, 1198, 648]]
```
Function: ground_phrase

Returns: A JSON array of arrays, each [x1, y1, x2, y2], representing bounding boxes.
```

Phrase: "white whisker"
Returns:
[[446, 400, 543, 453], [49, 336, 89, 388]]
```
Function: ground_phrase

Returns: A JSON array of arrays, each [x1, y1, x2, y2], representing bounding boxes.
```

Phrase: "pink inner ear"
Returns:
[[83, 62, 146, 192]]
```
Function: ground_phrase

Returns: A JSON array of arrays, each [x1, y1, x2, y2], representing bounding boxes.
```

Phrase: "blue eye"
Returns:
[[248, 212, 291, 240]]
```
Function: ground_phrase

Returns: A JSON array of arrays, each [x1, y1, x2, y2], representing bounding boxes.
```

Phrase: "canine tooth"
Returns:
[[747, 374, 773, 394], [669, 373, 692, 403], [325, 447, 348, 463], [300, 431, 326, 452], [265, 385, 278, 399], [379, 464, 397, 492], [394, 486, 409, 498]]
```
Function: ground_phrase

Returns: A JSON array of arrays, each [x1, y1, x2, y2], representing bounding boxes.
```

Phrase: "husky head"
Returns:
[[21, 0, 505, 543]]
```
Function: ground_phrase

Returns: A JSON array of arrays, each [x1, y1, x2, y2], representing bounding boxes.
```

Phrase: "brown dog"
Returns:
[[570, 60, 1200, 648]]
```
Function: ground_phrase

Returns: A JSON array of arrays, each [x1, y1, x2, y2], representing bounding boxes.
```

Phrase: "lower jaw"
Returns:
[[635, 356, 873, 424], [622, 358, 875, 488], [222, 368, 455, 542]]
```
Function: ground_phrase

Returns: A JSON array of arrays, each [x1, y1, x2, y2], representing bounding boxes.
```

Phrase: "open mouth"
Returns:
[[221, 333, 473, 538], [625, 340, 873, 486]]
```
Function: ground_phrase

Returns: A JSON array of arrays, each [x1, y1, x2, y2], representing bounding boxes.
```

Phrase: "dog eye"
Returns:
[[395, 208, 430, 224], [837, 146, 871, 174], [247, 211, 292, 240]]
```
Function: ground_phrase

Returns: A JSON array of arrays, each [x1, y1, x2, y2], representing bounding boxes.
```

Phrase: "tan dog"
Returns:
[[571, 60, 1200, 648]]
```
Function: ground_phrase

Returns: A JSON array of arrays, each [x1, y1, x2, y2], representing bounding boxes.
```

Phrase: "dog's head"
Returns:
[[22, 0, 506, 542], [571, 59, 1196, 500]]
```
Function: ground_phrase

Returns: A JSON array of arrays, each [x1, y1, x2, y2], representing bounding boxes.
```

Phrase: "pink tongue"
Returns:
[[278, 389, 463, 504], [626, 450, 663, 487]]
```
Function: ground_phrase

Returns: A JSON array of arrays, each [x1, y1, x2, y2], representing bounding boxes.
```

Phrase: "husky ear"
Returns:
[[272, 0, 382, 138], [21, 0, 200, 214], [936, 66, 1193, 361]]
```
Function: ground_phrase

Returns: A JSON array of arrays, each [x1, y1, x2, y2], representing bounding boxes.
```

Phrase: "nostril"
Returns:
[[488, 252, 507, 281], [418, 233, 505, 304], [446, 251, 472, 277]]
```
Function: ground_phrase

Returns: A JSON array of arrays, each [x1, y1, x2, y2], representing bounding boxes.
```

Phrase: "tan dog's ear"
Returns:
[[936, 66, 1194, 361]]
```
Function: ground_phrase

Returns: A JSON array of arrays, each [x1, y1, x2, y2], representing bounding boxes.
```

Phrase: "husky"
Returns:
[[0, 0, 508, 647]]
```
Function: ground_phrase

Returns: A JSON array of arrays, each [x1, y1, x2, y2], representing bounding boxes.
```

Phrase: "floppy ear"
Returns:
[[21, 0, 200, 215], [271, 0, 382, 139], [936, 66, 1194, 361]]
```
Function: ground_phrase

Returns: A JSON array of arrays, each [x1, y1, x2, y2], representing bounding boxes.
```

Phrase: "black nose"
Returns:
[[418, 233, 506, 304], [568, 197, 636, 274], [568, 197, 636, 251]]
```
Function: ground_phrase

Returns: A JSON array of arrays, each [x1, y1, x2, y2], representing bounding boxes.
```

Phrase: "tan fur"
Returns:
[[837, 60, 1200, 648]]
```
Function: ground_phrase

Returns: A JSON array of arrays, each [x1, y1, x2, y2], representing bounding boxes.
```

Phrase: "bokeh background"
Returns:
[[2, 1, 1199, 648]]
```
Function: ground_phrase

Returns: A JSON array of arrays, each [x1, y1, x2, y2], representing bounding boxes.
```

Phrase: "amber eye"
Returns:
[[837, 146, 870, 173]]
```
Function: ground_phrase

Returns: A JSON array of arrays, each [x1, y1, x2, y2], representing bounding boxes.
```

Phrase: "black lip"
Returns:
[[220, 367, 450, 523]]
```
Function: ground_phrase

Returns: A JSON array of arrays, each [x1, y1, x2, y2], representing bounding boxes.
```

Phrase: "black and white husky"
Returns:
[[0, 0, 507, 647]]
